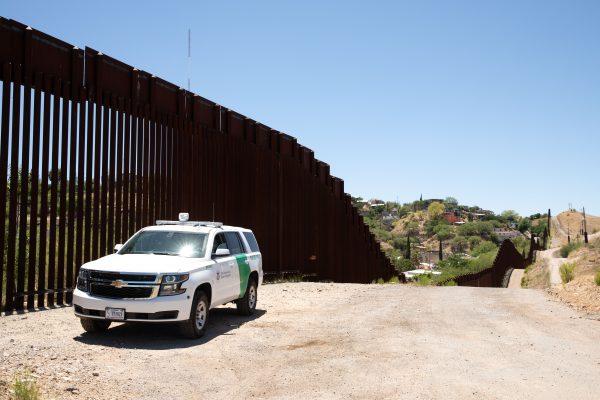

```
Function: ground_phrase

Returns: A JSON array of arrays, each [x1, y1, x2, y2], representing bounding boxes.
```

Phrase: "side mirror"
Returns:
[[114, 244, 123, 253], [213, 248, 230, 257]]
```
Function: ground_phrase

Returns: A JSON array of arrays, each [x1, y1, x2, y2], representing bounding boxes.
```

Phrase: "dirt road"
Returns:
[[1, 283, 599, 400], [507, 269, 524, 288], [538, 248, 568, 285]]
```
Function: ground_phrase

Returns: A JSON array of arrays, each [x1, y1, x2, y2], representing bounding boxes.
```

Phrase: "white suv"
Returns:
[[73, 214, 263, 338]]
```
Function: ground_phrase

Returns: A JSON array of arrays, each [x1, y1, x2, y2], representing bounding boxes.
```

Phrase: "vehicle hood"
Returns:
[[82, 254, 212, 274]]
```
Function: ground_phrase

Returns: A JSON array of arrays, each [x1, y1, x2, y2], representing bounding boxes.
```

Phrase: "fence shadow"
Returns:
[[72, 307, 266, 349]]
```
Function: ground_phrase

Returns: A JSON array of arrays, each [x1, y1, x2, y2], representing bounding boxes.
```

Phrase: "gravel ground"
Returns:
[[1, 283, 599, 400]]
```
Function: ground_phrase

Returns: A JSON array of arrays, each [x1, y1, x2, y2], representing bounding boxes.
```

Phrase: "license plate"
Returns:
[[105, 307, 125, 320]]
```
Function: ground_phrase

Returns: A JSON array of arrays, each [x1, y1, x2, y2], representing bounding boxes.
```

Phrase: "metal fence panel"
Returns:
[[0, 18, 396, 312]]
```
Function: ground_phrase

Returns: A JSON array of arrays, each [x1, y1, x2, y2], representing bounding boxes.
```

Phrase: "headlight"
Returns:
[[77, 268, 90, 292], [159, 274, 189, 296]]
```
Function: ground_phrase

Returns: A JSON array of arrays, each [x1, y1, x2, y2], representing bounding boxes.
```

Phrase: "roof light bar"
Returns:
[[155, 220, 223, 228], [156, 212, 223, 227]]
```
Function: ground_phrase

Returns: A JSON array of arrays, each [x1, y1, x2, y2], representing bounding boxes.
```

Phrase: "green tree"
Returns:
[[428, 201, 445, 220], [457, 221, 494, 239], [451, 236, 468, 253], [444, 197, 458, 207], [434, 224, 454, 242], [434, 224, 454, 261], [501, 210, 520, 222], [404, 220, 420, 236], [517, 217, 532, 233]]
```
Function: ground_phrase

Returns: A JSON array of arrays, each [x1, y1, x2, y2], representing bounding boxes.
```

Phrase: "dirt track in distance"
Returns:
[[1, 283, 599, 400]]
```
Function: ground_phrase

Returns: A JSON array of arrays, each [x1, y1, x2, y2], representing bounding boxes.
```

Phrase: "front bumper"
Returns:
[[73, 288, 192, 322]]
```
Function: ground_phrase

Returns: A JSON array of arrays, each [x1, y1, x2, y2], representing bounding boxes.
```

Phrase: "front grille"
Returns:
[[89, 284, 153, 299], [89, 271, 157, 282]]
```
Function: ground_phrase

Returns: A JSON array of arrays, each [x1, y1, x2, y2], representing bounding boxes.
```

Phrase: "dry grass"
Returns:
[[522, 258, 550, 289], [549, 238, 600, 316], [557, 211, 600, 237], [11, 372, 40, 400], [559, 262, 576, 283]]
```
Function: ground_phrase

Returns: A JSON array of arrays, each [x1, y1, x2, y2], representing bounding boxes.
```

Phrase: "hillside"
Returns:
[[524, 208, 600, 314], [353, 197, 539, 284], [548, 237, 600, 315], [552, 210, 600, 246]]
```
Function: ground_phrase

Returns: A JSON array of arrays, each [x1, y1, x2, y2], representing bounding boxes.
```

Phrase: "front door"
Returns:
[[211, 233, 237, 305]]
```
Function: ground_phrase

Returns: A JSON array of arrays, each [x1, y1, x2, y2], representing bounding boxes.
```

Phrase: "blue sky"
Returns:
[[4, 0, 599, 216]]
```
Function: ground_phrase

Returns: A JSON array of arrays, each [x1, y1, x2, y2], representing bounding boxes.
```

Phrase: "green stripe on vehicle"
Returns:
[[235, 254, 251, 298]]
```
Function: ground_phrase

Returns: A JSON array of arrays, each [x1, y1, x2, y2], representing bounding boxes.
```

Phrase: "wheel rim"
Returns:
[[249, 285, 257, 309], [195, 300, 207, 330]]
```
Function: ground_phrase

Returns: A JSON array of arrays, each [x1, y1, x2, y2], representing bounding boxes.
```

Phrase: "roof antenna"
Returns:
[[187, 28, 191, 91], [212, 202, 215, 223]]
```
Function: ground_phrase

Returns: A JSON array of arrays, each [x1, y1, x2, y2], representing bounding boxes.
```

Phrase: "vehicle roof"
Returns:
[[142, 224, 252, 234]]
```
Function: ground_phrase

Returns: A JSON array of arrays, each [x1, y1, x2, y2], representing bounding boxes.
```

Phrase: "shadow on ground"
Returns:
[[72, 307, 266, 350]]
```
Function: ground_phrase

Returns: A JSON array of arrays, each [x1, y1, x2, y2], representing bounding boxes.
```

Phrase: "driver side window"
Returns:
[[212, 233, 228, 254]]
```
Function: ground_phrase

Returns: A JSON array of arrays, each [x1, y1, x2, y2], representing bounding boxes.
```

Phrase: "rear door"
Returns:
[[224, 232, 250, 299]]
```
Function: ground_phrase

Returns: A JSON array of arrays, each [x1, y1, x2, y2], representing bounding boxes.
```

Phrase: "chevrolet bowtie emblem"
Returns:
[[110, 280, 125, 288]]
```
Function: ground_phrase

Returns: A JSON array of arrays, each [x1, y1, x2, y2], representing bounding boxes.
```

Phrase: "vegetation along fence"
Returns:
[[439, 240, 526, 287], [0, 18, 395, 312]]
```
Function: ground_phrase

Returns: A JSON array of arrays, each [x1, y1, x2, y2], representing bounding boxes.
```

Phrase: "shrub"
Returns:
[[559, 262, 576, 284], [468, 250, 498, 271], [595, 271, 600, 286], [468, 235, 482, 250], [443, 280, 457, 286], [415, 274, 432, 286], [395, 258, 413, 273], [12, 373, 40, 400], [559, 242, 582, 258], [471, 241, 498, 257]]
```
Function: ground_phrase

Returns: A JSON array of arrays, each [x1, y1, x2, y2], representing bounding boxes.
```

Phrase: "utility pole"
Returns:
[[547, 209, 551, 236], [583, 206, 589, 244]]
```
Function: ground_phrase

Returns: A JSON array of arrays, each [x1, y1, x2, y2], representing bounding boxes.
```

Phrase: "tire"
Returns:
[[180, 290, 210, 339], [237, 278, 257, 316], [80, 318, 111, 333]]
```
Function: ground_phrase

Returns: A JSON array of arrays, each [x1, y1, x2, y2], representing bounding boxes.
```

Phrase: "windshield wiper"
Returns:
[[150, 251, 177, 256]]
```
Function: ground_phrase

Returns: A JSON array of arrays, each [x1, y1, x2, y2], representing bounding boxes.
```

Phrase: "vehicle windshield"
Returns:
[[119, 231, 208, 258]]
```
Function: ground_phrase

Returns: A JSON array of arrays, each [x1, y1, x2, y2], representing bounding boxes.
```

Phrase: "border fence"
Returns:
[[437, 240, 526, 287], [0, 18, 395, 313]]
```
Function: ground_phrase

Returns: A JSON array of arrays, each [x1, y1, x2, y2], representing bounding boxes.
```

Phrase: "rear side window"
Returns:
[[243, 232, 260, 253], [224, 232, 244, 255]]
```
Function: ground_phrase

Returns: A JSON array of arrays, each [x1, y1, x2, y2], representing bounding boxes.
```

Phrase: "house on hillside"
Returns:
[[443, 211, 463, 225], [467, 211, 489, 221], [416, 245, 444, 264], [493, 228, 522, 242], [368, 199, 385, 207]]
